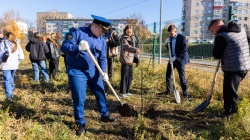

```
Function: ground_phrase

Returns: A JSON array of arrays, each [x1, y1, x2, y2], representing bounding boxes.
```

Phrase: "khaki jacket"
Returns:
[[119, 35, 138, 65]]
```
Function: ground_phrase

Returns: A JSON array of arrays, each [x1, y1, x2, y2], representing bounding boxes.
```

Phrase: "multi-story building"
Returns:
[[45, 18, 138, 39], [182, 0, 250, 43], [37, 12, 73, 34]]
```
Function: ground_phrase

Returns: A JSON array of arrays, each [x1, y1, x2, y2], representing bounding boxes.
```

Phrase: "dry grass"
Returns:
[[0, 43, 249, 139]]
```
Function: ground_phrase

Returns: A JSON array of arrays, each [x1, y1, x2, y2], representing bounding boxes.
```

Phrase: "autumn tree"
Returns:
[[126, 13, 151, 44], [0, 10, 26, 41]]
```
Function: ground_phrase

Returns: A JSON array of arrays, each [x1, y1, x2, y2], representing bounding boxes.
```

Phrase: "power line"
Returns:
[[101, 0, 151, 15]]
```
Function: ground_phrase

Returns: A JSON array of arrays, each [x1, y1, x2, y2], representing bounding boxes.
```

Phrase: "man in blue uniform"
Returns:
[[61, 15, 116, 136]]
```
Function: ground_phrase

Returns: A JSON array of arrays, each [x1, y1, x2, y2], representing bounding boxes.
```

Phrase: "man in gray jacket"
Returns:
[[208, 19, 250, 118]]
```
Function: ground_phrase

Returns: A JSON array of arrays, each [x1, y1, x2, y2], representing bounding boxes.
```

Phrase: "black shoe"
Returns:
[[76, 125, 85, 136], [213, 112, 230, 119], [156, 91, 170, 96], [101, 116, 116, 122]]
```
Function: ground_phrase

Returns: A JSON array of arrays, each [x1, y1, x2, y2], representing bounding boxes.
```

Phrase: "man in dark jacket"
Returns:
[[161, 25, 190, 100], [25, 32, 50, 82], [208, 19, 250, 118]]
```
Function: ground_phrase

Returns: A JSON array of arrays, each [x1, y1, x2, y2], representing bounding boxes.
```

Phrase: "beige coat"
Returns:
[[119, 35, 138, 65]]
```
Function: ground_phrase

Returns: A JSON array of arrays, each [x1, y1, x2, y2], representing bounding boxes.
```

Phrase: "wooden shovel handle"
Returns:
[[86, 49, 123, 105], [207, 60, 221, 100]]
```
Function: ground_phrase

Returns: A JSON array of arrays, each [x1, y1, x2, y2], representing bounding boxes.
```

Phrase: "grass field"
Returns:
[[0, 43, 249, 139]]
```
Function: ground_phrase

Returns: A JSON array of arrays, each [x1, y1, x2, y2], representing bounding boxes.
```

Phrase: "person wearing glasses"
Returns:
[[61, 15, 116, 136]]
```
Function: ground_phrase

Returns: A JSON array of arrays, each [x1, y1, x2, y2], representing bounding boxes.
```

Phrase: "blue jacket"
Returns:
[[61, 25, 107, 72], [166, 34, 190, 65]]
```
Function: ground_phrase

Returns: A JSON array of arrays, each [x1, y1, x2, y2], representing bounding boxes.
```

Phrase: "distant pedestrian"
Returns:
[[105, 28, 120, 79], [46, 33, 61, 79], [208, 19, 250, 118], [0, 32, 24, 101], [25, 32, 50, 82], [119, 24, 140, 98], [61, 15, 116, 136], [160, 25, 190, 101]]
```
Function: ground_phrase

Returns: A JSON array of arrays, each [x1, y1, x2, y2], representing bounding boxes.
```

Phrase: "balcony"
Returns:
[[213, 6, 223, 9]]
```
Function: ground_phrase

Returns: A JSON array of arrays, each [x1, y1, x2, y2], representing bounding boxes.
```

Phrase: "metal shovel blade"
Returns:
[[116, 103, 138, 117], [194, 99, 211, 113], [174, 90, 181, 104]]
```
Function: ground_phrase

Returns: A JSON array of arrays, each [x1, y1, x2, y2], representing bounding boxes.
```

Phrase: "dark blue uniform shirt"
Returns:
[[61, 25, 107, 72]]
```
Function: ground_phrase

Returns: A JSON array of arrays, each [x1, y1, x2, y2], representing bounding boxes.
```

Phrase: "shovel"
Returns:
[[86, 49, 137, 117], [167, 42, 181, 104], [194, 60, 220, 113]]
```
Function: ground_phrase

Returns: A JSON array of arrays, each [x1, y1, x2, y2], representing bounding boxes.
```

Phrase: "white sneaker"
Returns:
[[119, 93, 128, 98], [126, 93, 133, 96]]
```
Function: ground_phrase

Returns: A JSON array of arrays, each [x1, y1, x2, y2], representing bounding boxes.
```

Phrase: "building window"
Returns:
[[202, 16, 205, 20], [202, 2, 206, 6], [239, 3, 242, 6], [195, 10, 199, 14], [196, 3, 199, 6], [239, 10, 242, 14], [214, 2, 222, 6], [238, 17, 242, 20], [244, 17, 248, 21], [208, 3, 212, 7], [194, 30, 198, 34], [48, 25, 51, 28], [202, 10, 206, 14], [195, 17, 199, 20], [245, 10, 249, 14], [207, 17, 211, 20], [245, 3, 249, 7], [208, 10, 211, 13], [244, 24, 248, 27], [195, 23, 199, 27], [238, 24, 241, 26]]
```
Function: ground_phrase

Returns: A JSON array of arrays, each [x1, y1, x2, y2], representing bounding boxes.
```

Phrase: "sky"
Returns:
[[0, 0, 182, 26]]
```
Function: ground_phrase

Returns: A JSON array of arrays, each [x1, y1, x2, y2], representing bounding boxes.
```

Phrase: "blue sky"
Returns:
[[0, 0, 182, 25]]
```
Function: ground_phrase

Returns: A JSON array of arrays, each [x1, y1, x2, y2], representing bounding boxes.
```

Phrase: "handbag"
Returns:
[[110, 47, 118, 57], [2, 41, 9, 62]]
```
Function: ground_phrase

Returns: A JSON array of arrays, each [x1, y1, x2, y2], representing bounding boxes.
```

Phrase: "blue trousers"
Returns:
[[68, 67, 109, 126], [31, 60, 49, 82], [2, 70, 16, 99], [166, 60, 188, 97]]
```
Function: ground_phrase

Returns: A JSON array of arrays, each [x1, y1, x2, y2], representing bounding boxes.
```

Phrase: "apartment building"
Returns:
[[37, 12, 73, 34], [45, 18, 138, 39], [182, 0, 250, 43]]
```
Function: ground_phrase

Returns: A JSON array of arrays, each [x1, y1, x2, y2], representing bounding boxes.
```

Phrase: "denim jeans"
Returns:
[[2, 70, 16, 99], [31, 60, 49, 82]]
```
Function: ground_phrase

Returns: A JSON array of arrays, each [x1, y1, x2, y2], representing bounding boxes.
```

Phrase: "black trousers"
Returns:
[[223, 70, 247, 115], [107, 57, 114, 79], [49, 57, 60, 76], [119, 64, 133, 94], [166, 60, 188, 97]]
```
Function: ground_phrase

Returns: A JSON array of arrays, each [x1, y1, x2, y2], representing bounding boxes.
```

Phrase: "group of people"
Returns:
[[0, 14, 249, 136], [60, 15, 250, 136], [25, 32, 61, 82]]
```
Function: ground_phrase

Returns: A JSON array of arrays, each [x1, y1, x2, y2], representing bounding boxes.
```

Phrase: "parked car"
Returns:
[[198, 39, 213, 44]]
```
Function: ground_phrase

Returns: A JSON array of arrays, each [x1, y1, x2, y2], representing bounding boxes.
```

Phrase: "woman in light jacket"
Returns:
[[0, 32, 24, 101]]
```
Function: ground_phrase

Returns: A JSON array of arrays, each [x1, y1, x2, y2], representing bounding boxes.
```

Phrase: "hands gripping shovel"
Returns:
[[167, 42, 181, 104], [194, 60, 220, 113], [85, 48, 137, 117]]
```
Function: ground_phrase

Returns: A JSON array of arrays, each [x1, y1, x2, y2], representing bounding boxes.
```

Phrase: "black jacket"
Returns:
[[108, 34, 120, 48], [26, 37, 49, 61]]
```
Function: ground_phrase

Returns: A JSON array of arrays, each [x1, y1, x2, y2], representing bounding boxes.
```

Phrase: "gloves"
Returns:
[[170, 56, 177, 62], [165, 38, 171, 43], [102, 73, 109, 82], [79, 40, 90, 51]]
